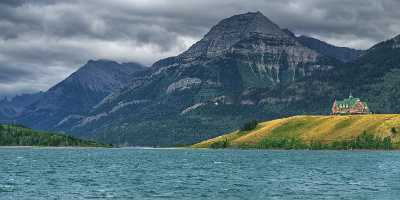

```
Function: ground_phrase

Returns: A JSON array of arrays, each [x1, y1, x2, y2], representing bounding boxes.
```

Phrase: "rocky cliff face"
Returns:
[[179, 12, 287, 60], [229, 33, 321, 84], [154, 12, 325, 87]]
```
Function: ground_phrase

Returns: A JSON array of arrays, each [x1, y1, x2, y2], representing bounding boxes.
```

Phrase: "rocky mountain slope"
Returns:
[[296, 35, 364, 62], [282, 29, 364, 62], [0, 92, 44, 121], [15, 60, 146, 131]]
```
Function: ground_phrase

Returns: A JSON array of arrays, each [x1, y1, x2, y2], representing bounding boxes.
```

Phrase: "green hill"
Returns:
[[192, 114, 400, 150], [0, 124, 110, 147]]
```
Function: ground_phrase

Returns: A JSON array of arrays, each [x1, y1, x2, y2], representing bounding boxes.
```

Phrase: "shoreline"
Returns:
[[191, 147, 400, 151], [1, 146, 399, 151], [0, 146, 112, 149]]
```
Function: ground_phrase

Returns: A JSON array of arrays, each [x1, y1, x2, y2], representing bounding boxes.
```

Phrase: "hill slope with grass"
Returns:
[[192, 115, 400, 150], [0, 124, 109, 147]]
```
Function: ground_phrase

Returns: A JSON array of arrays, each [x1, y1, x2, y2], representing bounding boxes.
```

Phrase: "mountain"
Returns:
[[16, 59, 146, 132], [160, 12, 328, 85], [64, 12, 339, 146], [179, 11, 295, 61], [192, 115, 399, 149], [296, 35, 364, 62], [0, 92, 44, 121], [281, 29, 364, 62]]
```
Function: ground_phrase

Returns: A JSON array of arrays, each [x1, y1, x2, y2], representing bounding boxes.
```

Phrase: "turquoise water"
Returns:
[[1, 148, 400, 199]]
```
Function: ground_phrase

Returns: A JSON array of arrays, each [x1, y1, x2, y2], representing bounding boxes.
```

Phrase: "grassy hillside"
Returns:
[[0, 124, 110, 147], [192, 114, 400, 150]]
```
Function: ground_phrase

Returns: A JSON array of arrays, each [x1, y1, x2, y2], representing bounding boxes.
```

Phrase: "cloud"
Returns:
[[0, 0, 400, 97]]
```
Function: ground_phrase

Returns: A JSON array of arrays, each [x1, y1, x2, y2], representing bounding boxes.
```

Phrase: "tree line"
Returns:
[[210, 130, 394, 150], [0, 124, 109, 147]]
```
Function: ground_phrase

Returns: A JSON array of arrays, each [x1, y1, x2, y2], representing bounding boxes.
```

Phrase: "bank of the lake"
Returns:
[[0, 124, 110, 147], [193, 114, 400, 150]]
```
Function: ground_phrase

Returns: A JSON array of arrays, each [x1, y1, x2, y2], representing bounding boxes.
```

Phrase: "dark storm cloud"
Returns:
[[1, 0, 400, 97], [0, 0, 26, 7], [0, 64, 31, 84]]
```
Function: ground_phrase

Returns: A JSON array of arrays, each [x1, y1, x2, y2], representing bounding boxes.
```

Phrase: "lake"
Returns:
[[1, 148, 400, 199]]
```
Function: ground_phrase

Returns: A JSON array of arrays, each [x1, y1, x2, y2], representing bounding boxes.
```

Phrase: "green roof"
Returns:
[[336, 96, 360, 107], [335, 95, 368, 109]]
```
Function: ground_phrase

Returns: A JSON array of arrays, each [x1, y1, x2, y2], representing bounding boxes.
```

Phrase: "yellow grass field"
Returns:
[[192, 114, 400, 149]]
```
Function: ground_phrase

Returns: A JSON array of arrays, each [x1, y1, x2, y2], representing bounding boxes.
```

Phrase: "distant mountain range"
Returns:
[[0, 92, 43, 120], [1, 59, 146, 128], [1, 12, 399, 146]]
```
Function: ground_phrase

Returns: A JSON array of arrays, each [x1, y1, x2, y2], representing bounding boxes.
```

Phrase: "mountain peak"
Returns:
[[179, 11, 289, 60], [85, 59, 118, 67], [49, 59, 145, 96], [81, 59, 145, 74], [230, 11, 283, 36], [211, 11, 285, 36]]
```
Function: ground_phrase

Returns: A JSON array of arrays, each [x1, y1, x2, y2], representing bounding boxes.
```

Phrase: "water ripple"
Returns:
[[1, 148, 400, 199]]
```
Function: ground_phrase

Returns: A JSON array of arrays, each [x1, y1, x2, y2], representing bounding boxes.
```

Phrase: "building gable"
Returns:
[[332, 94, 370, 114]]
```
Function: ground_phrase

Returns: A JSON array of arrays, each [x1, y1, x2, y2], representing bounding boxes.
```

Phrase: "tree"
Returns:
[[383, 137, 392, 150], [369, 69, 400, 113], [240, 120, 258, 131]]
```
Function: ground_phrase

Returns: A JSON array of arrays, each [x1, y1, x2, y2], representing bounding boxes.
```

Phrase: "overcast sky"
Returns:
[[1, 0, 400, 98]]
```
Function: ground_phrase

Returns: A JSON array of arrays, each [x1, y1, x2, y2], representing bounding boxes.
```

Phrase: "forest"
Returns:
[[0, 124, 110, 147]]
